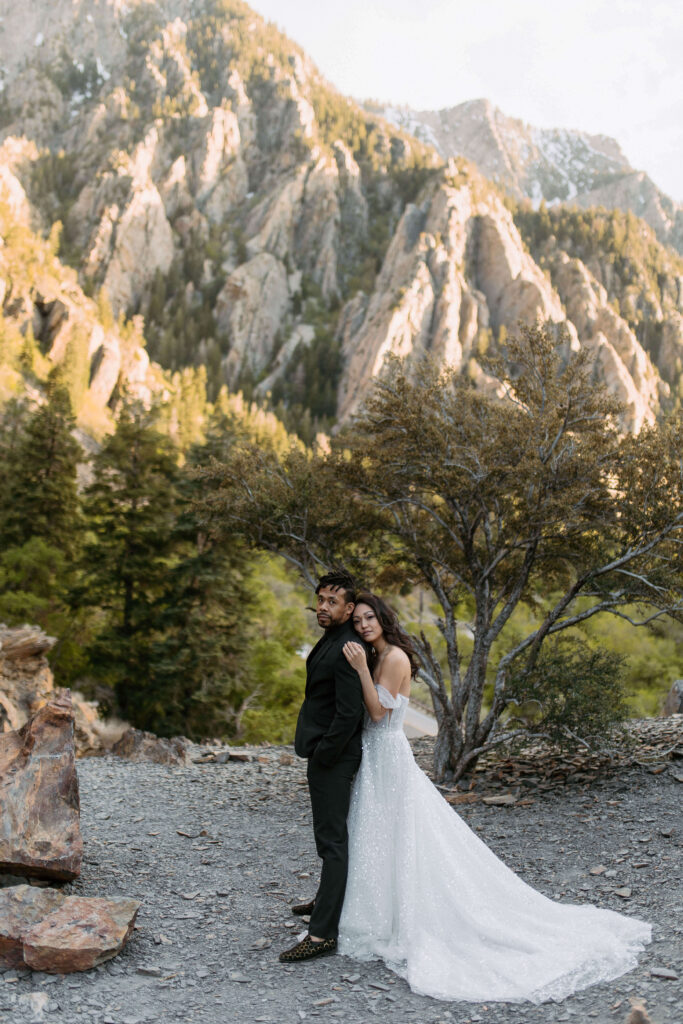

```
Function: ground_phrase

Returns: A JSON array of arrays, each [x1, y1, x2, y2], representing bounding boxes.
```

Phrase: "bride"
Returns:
[[337, 591, 652, 1004]]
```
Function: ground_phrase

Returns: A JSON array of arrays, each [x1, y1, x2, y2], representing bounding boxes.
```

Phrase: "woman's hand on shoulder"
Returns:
[[342, 641, 368, 672]]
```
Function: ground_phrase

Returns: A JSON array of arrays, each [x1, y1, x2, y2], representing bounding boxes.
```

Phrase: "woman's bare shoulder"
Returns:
[[386, 646, 411, 669]]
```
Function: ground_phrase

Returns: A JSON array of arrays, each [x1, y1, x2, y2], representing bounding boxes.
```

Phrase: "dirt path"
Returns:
[[1, 743, 681, 1024]]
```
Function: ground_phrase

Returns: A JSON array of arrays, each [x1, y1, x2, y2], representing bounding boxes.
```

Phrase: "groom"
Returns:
[[279, 569, 367, 963]]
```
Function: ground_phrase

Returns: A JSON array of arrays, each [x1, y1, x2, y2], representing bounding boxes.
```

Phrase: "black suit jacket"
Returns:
[[294, 620, 367, 767]]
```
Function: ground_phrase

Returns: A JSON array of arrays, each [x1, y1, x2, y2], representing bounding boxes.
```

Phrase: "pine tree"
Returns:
[[80, 399, 180, 723], [145, 423, 253, 738], [0, 383, 87, 683], [0, 398, 30, 528], [0, 372, 82, 556]]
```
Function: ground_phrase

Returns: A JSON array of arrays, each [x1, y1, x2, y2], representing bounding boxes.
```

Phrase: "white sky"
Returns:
[[250, 0, 683, 201]]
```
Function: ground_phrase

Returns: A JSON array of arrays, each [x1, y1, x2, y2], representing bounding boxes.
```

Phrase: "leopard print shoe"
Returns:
[[291, 900, 315, 916], [278, 934, 337, 962]]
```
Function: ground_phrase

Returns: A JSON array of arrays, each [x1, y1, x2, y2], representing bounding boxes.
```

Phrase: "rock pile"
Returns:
[[0, 624, 125, 756], [111, 728, 192, 766], [0, 693, 141, 974]]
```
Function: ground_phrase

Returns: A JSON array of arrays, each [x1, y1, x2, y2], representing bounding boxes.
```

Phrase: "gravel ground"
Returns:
[[1, 740, 681, 1024]]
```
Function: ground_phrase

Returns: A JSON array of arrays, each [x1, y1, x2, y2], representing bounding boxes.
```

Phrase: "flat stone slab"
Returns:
[[0, 885, 140, 973], [0, 694, 82, 880], [0, 884, 64, 967]]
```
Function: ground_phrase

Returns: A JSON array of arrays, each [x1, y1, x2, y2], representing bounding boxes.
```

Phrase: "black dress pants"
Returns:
[[306, 753, 360, 939]]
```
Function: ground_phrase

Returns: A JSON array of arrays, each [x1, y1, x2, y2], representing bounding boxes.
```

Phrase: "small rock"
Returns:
[[589, 865, 606, 875], [481, 793, 517, 806], [626, 998, 653, 1024], [229, 972, 249, 982], [614, 887, 632, 899], [313, 997, 337, 1006], [17, 991, 49, 1022], [136, 965, 162, 976], [650, 967, 678, 980]]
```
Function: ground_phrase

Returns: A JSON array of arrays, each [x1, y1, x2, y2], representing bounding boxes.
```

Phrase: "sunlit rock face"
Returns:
[[337, 173, 661, 432], [0, 0, 680, 433]]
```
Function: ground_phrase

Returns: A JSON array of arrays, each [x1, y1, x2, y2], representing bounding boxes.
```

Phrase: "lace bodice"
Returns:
[[363, 684, 409, 733]]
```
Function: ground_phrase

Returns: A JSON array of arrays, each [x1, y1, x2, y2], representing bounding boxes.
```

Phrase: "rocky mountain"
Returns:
[[0, 0, 681, 438], [0, 143, 160, 435], [377, 99, 683, 257]]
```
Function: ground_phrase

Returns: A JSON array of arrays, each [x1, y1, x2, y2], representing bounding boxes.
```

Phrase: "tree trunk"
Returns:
[[430, 652, 490, 783]]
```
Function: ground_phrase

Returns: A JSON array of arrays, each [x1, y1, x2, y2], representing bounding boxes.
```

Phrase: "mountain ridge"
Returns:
[[374, 98, 683, 256], [0, 0, 681, 441]]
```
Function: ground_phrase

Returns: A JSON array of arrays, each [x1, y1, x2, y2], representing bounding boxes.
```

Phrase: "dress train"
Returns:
[[338, 686, 651, 1003]]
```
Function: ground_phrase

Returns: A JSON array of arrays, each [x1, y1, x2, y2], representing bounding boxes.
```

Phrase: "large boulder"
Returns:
[[0, 885, 140, 973], [0, 695, 82, 880], [111, 727, 191, 766]]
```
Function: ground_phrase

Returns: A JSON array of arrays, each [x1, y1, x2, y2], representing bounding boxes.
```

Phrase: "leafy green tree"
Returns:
[[0, 536, 67, 625], [238, 559, 310, 743], [0, 536, 89, 683], [199, 325, 683, 781]]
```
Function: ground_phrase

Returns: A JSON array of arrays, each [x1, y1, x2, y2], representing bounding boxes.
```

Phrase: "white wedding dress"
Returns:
[[337, 685, 652, 1003]]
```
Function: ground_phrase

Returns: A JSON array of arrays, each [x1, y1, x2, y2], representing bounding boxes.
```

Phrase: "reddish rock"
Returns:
[[0, 695, 82, 880], [0, 885, 140, 973], [23, 895, 140, 973], [1, 624, 125, 757], [111, 727, 191, 766], [0, 885, 65, 967]]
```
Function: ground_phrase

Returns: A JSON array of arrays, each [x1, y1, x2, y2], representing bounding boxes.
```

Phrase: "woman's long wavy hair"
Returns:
[[353, 592, 420, 678]]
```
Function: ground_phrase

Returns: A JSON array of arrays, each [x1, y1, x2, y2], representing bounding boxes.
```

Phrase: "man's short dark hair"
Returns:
[[316, 569, 357, 604]]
